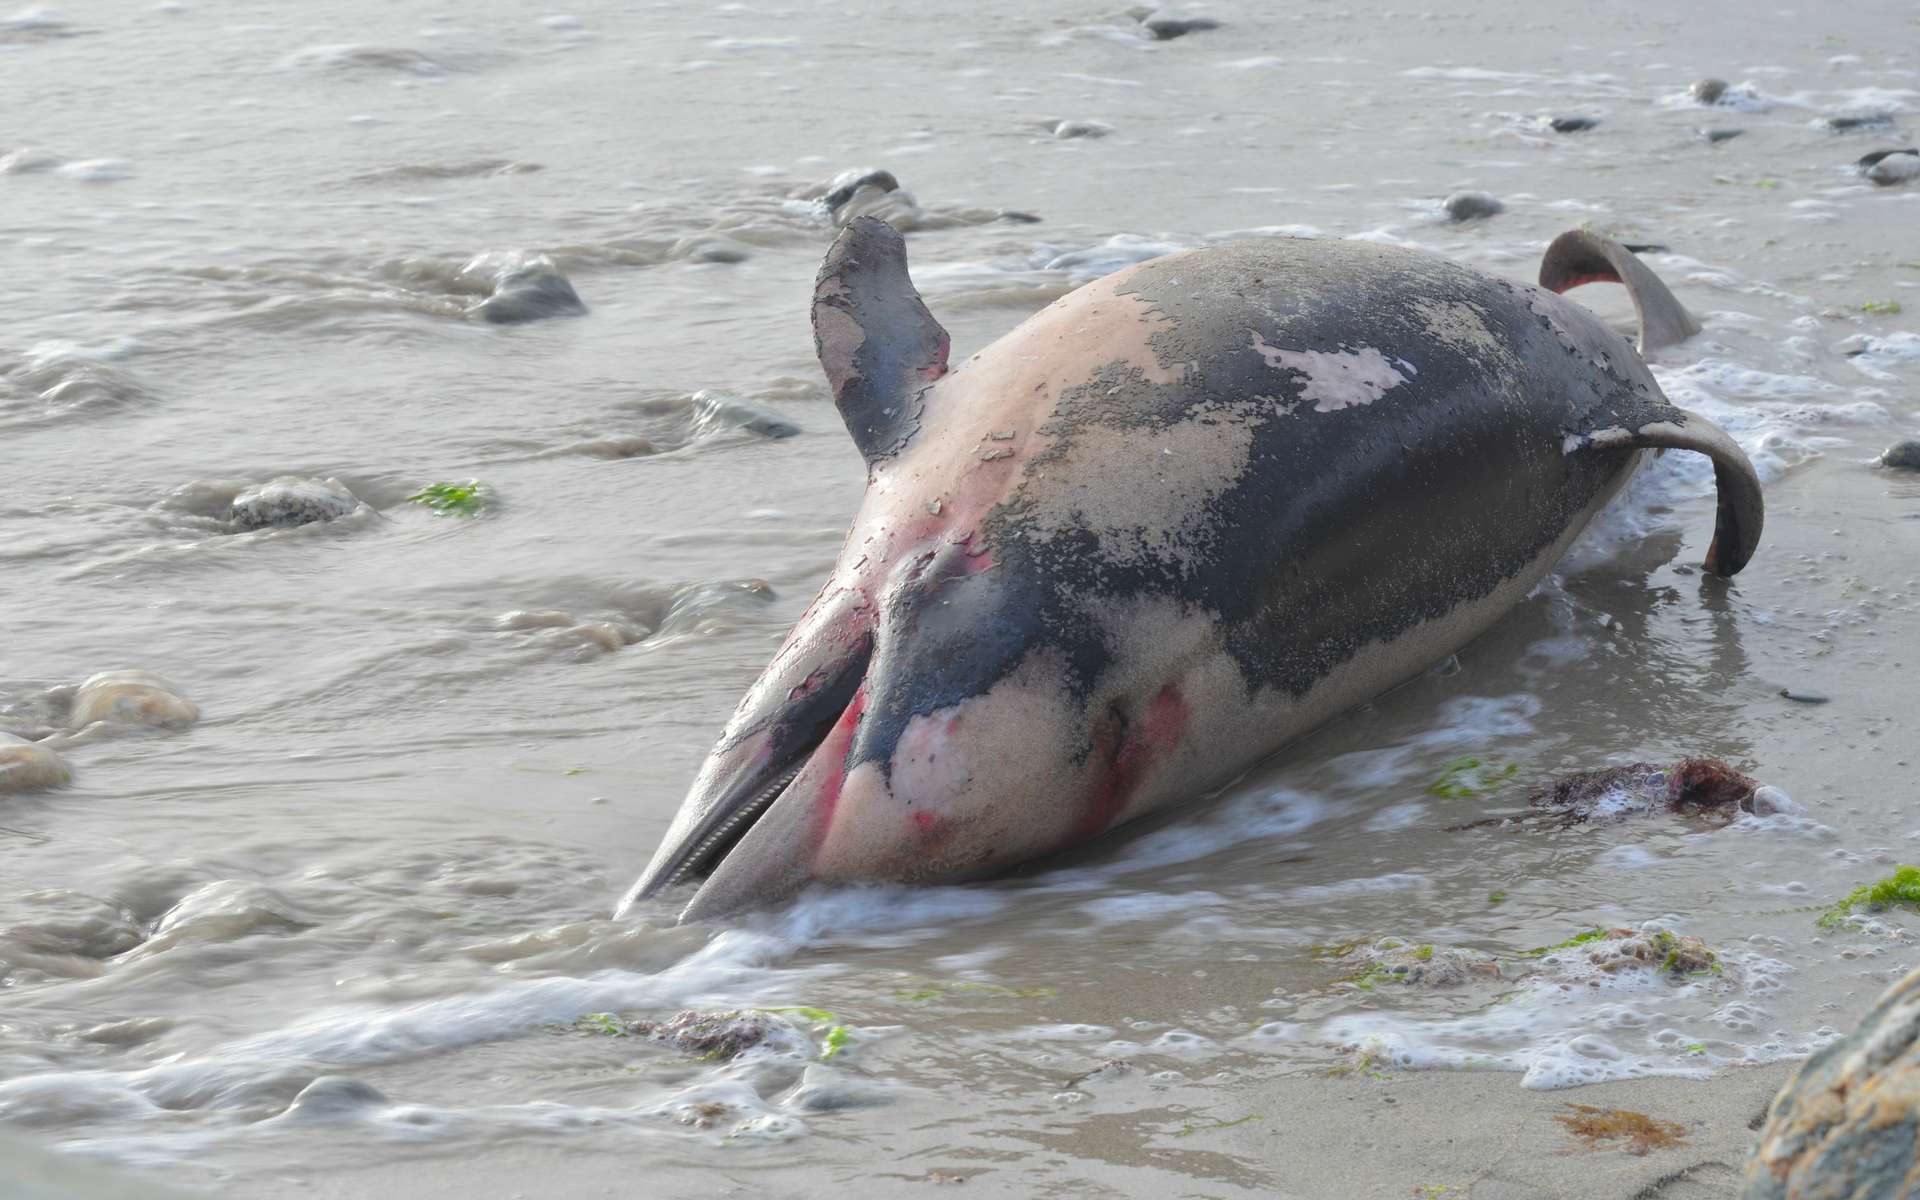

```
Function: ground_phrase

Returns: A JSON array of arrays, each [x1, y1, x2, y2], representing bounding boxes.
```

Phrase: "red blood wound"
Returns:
[[810, 687, 867, 851], [1075, 684, 1190, 839], [1550, 271, 1621, 293]]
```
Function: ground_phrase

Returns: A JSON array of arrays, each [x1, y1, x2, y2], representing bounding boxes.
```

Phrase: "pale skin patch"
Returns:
[[1409, 297, 1511, 367], [1247, 333, 1411, 412]]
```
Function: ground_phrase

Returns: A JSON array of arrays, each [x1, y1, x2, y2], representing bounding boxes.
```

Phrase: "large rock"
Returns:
[[67, 671, 198, 731], [0, 734, 68, 792], [1744, 965, 1920, 1198]]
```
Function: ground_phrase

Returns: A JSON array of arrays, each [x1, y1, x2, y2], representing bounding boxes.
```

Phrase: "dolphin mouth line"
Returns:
[[659, 758, 807, 890]]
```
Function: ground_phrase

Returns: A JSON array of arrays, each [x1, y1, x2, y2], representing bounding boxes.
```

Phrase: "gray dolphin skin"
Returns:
[[621, 219, 1763, 923]]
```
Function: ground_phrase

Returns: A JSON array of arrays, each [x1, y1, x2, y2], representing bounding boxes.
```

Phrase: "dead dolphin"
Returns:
[[623, 221, 1762, 922]]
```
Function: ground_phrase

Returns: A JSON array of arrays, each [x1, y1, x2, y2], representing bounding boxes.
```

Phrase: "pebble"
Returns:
[[0, 733, 69, 793], [67, 671, 199, 731], [1822, 113, 1894, 133], [1779, 688, 1831, 705], [1138, 12, 1220, 39], [461, 252, 587, 324], [1549, 116, 1599, 133], [229, 476, 362, 531], [1441, 190, 1504, 222], [1744, 965, 1920, 1198], [1052, 119, 1112, 140], [1702, 127, 1745, 144], [1859, 149, 1920, 186], [1690, 78, 1730, 105], [281, 1076, 390, 1121], [1881, 440, 1920, 470]]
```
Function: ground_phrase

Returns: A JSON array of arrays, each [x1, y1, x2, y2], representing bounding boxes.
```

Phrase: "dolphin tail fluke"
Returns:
[[1577, 409, 1764, 577], [812, 216, 950, 465], [1539, 230, 1702, 354]]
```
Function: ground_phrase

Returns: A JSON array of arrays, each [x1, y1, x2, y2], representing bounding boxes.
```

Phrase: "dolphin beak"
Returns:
[[618, 597, 873, 920]]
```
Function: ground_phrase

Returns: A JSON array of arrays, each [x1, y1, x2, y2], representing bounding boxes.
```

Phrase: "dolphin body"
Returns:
[[625, 221, 1762, 922]]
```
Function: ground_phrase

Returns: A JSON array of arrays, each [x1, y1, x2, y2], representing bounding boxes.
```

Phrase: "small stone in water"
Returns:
[[0, 733, 69, 792], [1779, 688, 1830, 704], [229, 476, 361, 531], [68, 671, 199, 731], [1549, 116, 1598, 133], [1441, 190, 1504, 222], [1689, 78, 1729, 105], [1880, 440, 1920, 470]]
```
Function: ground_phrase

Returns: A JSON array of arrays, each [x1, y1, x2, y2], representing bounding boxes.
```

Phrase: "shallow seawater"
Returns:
[[4, 0, 1920, 1194]]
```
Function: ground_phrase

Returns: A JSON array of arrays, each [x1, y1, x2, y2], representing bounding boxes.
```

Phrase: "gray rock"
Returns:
[[1053, 119, 1112, 140], [671, 234, 752, 263], [1822, 113, 1895, 133], [690, 389, 801, 439], [1703, 127, 1745, 143], [282, 1076, 390, 1121], [229, 476, 362, 530], [1140, 13, 1220, 39], [1743, 965, 1920, 1198], [1881, 440, 1920, 470], [1861, 150, 1920, 186], [782, 1063, 888, 1112], [1549, 116, 1599, 133], [1441, 190, 1505, 222], [1690, 78, 1730, 105], [462, 252, 587, 324]]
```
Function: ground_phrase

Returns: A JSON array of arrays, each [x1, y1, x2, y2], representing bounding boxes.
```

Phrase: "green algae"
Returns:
[[1519, 927, 1613, 957], [576, 1012, 626, 1037], [1817, 864, 1920, 928], [820, 1025, 852, 1060], [407, 479, 490, 516], [1860, 299, 1904, 315], [1427, 756, 1518, 799], [1171, 1113, 1261, 1138], [1488, 890, 1509, 905]]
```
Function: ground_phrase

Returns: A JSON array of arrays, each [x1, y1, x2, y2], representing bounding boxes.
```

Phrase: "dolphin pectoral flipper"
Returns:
[[1575, 408, 1764, 577], [812, 216, 951, 464], [1539, 229, 1703, 353]]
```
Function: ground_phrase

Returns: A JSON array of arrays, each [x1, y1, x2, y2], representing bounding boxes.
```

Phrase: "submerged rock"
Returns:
[[1881, 440, 1920, 470], [1527, 757, 1759, 826], [67, 672, 198, 732], [632, 1010, 780, 1060], [689, 389, 800, 439], [1053, 119, 1112, 140], [1139, 12, 1220, 39], [0, 734, 68, 793], [461, 252, 587, 324], [1744, 964, 1920, 1198], [229, 476, 362, 531], [1441, 190, 1504, 222], [1331, 937, 1504, 990], [1550, 116, 1599, 133], [1703, 127, 1746, 144], [281, 1076, 389, 1121], [1690, 78, 1730, 105], [1821, 113, 1895, 133], [1859, 150, 1920, 186]]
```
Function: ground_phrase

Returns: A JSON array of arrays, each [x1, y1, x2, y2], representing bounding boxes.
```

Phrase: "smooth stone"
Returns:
[[1441, 190, 1504, 221], [462, 252, 587, 324], [1823, 113, 1894, 132], [1141, 14, 1220, 39], [0, 147, 63, 174], [1862, 151, 1920, 186], [1881, 440, 1920, 470], [67, 671, 198, 731], [671, 234, 751, 263], [1743, 965, 1920, 1198], [690, 389, 801, 439], [1549, 116, 1599, 133], [229, 476, 361, 531], [1703, 127, 1745, 143], [282, 1076, 389, 1121], [0, 734, 69, 793], [782, 1064, 888, 1112], [1780, 688, 1831, 705], [1690, 78, 1729, 104], [1053, 119, 1112, 140], [820, 167, 900, 215]]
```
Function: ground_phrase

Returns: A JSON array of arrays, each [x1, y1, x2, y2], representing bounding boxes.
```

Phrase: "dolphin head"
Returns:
[[622, 219, 1202, 922]]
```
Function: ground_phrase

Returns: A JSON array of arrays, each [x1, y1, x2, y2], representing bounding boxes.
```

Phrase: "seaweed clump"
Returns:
[[1555, 1104, 1688, 1155], [1527, 757, 1758, 826], [1817, 865, 1920, 929], [407, 480, 490, 517]]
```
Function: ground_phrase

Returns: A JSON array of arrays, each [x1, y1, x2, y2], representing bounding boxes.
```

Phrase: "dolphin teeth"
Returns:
[[663, 761, 804, 888]]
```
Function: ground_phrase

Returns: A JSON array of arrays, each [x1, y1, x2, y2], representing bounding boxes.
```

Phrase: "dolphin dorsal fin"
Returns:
[[812, 217, 950, 465], [1539, 230, 1702, 354]]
